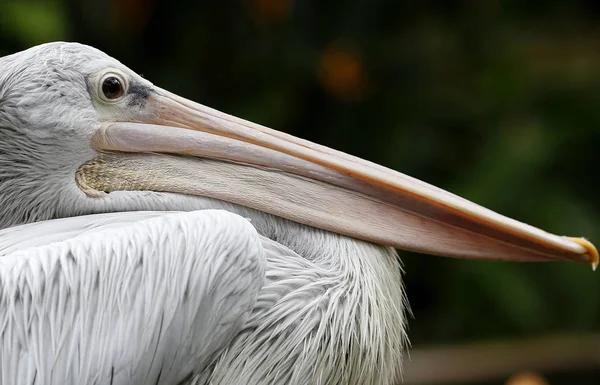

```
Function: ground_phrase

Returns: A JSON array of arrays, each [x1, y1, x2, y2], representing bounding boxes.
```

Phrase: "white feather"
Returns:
[[1, 210, 265, 385], [0, 209, 408, 385]]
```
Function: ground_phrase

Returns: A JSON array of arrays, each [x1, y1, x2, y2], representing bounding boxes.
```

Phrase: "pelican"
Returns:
[[0, 42, 597, 385]]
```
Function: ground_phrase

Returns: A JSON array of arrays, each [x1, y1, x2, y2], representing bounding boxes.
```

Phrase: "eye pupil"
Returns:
[[101, 77, 124, 99]]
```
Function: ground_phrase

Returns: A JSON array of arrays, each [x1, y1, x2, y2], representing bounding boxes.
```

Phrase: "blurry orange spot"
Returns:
[[319, 44, 368, 101], [111, 0, 155, 32], [246, 0, 292, 26], [505, 371, 549, 385]]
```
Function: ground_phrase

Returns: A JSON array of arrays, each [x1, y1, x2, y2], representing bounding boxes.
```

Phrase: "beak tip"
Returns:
[[565, 237, 599, 270]]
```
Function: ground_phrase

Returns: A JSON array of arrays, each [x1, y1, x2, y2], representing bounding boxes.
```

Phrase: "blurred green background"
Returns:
[[1, 1, 598, 384]]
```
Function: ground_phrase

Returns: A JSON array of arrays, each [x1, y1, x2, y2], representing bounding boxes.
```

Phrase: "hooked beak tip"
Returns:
[[565, 237, 599, 270]]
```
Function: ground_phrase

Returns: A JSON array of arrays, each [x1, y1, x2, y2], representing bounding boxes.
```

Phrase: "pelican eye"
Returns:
[[101, 76, 124, 100]]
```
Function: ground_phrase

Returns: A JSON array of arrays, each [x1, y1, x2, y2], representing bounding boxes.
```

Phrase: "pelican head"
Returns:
[[0, 42, 595, 266]]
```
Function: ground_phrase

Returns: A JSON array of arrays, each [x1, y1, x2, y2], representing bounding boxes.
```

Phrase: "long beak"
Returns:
[[80, 87, 598, 268]]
